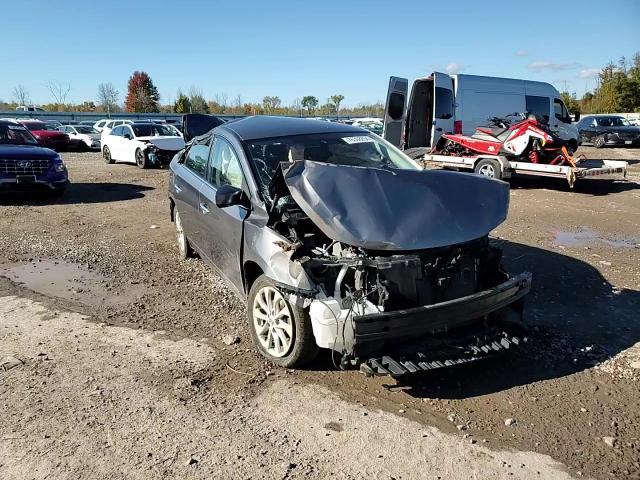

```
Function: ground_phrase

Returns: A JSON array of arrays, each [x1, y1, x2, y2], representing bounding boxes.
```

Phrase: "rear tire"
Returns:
[[135, 149, 148, 169], [174, 210, 194, 259], [247, 275, 319, 368], [103, 145, 114, 164], [593, 135, 606, 149], [474, 158, 503, 180]]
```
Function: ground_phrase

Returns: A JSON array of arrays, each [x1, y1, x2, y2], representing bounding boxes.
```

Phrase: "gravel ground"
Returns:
[[1, 146, 639, 479]]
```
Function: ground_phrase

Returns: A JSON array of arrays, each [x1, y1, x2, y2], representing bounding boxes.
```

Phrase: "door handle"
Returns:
[[199, 202, 210, 214], [174, 184, 182, 193], [435, 127, 443, 132]]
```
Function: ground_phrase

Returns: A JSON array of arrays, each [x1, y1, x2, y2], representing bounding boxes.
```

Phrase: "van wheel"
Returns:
[[103, 146, 114, 164], [593, 135, 606, 149], [474, 158, 502, 180], [135, 149, 148, 169], [247, 275, 318, 368]]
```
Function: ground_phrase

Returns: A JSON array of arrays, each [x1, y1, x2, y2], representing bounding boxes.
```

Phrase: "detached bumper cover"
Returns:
[[354, 272, 532, 375]]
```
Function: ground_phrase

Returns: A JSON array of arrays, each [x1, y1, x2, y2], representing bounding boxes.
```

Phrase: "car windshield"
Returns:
[[0, 124, 39, 145], [23, 122, 46, 131], [596, 117, 629, 127], [132, 124, 174, 137], [75, 126, 99, 134], [244, 132, 420, 189]]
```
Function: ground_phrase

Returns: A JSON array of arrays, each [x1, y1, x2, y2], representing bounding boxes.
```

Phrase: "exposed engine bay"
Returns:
[[263, 160, 532, 372]]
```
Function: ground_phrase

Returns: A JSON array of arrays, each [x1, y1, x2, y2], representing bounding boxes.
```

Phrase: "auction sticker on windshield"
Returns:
[[342, 136, 374, 144]]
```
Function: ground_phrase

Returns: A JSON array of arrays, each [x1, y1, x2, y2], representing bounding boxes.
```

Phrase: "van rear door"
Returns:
[[432, 72, 455, 146], [382, 77, 408, 147]]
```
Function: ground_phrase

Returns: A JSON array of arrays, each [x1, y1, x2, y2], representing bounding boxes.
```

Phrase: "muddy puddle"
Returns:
[[553, 227, 640, 249], [0, 260, 145, 308]]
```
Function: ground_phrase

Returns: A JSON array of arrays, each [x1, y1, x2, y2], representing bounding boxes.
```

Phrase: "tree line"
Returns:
[[560, 52, 640, 114], [1, 70, 383, 117], [4, 54, 637, 117]]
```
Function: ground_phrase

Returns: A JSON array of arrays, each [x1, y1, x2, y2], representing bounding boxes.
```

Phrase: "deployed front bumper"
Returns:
[[353, 272, 532, 375]]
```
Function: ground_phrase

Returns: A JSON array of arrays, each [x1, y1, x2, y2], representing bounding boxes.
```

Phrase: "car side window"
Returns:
[[111, 126, 123, 136], [184, 141, 211, 177], [554, 99, 570, 123], [525, 95, 550, 121], [208, 137, 245, 189], [123, 126, 133, 138]]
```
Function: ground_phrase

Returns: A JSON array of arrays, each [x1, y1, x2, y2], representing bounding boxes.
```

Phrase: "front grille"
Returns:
[[0, 158, 51, 176]]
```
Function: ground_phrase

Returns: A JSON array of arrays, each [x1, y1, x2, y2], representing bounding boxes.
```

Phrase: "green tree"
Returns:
[[262, 96, 282, 113], [560, 91, 580, 114], [125, 71, 160, 113], [174, 91, 191, 113], [301, 95, 318, 115], [188, 86, 209, 114], [329, 94, 345, 115]]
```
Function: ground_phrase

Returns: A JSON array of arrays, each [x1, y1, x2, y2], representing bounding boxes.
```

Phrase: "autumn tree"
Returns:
[[301, 95, 318, 115], [125, 71, 160, 113]]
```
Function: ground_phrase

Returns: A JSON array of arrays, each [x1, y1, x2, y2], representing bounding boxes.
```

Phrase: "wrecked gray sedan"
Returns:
[[168, 116, 532, 375]]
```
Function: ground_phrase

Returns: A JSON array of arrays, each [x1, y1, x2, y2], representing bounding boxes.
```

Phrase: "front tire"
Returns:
[[474, 158, 503, 180], [247, 275, 318, 368], [135, 149, 148, 169], [593, 135, 606, 149], [103, 145, 114, 164]]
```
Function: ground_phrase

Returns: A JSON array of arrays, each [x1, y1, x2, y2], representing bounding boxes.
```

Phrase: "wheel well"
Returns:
[[243, 261, 264, 294]]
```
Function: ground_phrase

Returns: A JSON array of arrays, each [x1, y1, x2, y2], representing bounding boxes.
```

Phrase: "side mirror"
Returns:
[[215, 184, 248, 209], [573, 112, 581, 123], [123, 133, 132, 140]]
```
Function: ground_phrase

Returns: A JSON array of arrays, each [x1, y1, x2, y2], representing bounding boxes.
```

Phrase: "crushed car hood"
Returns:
[[138, 136, 185, 151], [283, 161, 509, 250]]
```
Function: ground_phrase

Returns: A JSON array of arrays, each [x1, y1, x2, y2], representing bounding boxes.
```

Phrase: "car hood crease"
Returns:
[[283, 161, 510, 250]]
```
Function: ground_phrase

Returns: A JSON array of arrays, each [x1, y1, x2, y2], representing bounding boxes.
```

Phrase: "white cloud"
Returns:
[[515, 49, 528, 57], [445, 62, 465, 74], [528, 61, 581, 71], [579, 68, 600, 78]]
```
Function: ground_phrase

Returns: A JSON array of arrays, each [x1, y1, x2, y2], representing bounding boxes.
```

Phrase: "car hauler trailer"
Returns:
[[424, 153, 628, 187]]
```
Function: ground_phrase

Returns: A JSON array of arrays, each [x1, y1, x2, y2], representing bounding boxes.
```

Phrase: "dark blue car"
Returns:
[[0, 120, 69, 195]]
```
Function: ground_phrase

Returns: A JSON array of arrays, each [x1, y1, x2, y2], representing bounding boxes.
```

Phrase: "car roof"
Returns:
[[219, 115, 367, 141]]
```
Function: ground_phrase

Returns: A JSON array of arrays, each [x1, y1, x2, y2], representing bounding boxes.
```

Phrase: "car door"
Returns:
[[382, 76, 408, 147], [580, 117, 597, 143], [172, 140, 211, 254], [198, 135, 250, 291], [121, 125, 136, 163], [431, 72, 455, 146]]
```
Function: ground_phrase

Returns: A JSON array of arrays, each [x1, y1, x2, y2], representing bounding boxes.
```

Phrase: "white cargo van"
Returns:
[[382, 73, 579, 156]]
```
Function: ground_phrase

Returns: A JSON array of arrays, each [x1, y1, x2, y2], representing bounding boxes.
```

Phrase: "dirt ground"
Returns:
[[1, 146, 639, 479]]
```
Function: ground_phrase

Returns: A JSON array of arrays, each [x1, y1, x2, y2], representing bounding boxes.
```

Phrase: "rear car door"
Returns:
[[199, 135, 250, 291], [172, 140, 212, 254], [382, 77, 408, 147], [432, 72, 455, 146]]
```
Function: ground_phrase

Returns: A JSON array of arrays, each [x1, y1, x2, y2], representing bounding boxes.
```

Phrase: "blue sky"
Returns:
[[1, 0, 639, 107]]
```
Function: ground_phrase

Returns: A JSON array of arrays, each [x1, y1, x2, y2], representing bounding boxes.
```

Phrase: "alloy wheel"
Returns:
[[478, 164, 496, 178], [252, 286, 294, 358]]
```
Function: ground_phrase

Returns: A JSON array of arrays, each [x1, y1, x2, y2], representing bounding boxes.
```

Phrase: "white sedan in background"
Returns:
[[58, 124, 101, 150], [102, 123, 185, 168]]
